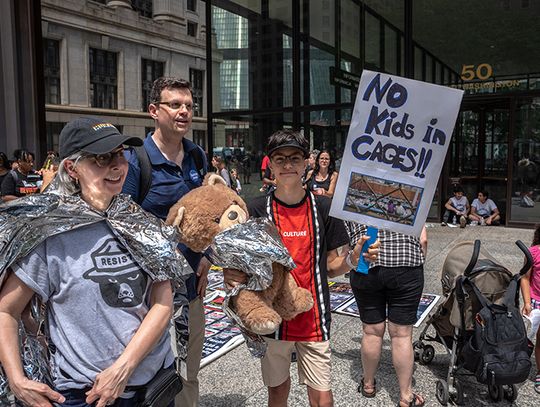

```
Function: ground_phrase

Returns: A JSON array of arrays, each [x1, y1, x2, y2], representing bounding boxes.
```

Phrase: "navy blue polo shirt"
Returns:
[[123, 133, 208, 301]]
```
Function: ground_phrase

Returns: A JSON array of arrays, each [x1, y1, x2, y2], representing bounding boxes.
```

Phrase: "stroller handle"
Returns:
[[516, 240, 533, 276], [463, 240, 481, 277]]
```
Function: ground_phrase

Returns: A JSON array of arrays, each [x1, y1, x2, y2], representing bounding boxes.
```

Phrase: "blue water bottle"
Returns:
[[356, 226, 378, 274]]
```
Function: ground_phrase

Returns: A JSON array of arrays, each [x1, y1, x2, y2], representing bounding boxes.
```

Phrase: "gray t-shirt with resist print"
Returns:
[[12, 221, 174, 391]]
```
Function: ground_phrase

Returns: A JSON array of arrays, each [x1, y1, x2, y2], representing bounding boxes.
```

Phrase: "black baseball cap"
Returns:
[[267, 130, 309, 158], [59, 117, 143, 159]]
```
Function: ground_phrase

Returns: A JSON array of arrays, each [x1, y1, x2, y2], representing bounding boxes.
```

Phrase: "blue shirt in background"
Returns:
[[123, 133, 208, 300]]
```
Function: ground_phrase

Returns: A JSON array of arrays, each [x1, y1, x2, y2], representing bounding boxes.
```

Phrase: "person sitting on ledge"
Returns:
[[442, 185, 469, 228], [469, 190, 500, 226]]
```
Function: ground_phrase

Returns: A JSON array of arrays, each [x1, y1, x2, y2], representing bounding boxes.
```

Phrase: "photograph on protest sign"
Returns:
[[343, 172, 423, 226], [330, 70, 464, 236]]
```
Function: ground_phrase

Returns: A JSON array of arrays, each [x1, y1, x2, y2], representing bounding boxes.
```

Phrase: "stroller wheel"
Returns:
[[419, 345, 435, 365], [487, 383, 503, 402], [503, 384, 518, 402], [436, 379, 449, 406], [413, 341, 422, 361], [451, 379, 464, 405]]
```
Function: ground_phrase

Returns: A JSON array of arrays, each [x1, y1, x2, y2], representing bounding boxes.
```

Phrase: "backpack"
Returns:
[[459, 276, 532, 385], [133, 145, 205, 205]]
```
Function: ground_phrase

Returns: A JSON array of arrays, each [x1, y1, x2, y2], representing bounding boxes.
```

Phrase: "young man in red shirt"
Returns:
[[225, 129, 378, 407]]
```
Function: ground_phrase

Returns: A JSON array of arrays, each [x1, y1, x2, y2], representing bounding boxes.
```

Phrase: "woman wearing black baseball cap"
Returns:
[[0, 117, 185, 407]]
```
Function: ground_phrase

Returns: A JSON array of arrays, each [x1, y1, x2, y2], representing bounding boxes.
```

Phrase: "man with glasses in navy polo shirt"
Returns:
[[123, 77, 208, 407]]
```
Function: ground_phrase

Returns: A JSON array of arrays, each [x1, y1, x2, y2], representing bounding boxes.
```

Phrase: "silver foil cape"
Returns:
[[0, 192, 193, 403], [206, 217, 296, 357]]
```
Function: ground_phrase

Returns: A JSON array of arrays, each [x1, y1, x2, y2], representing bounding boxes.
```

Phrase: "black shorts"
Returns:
[[350, 265, 424, 326]]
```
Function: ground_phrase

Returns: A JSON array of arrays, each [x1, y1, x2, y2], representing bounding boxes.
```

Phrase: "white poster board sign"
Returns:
[[330, 70, 464, 236]]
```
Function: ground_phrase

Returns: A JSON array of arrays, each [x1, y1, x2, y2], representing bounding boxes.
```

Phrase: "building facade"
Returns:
[[42, 0, 209, 151], [206, 0, 540, 227]]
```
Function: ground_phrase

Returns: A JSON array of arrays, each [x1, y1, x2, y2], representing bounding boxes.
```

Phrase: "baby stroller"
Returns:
[[413, 240, 533, 405]]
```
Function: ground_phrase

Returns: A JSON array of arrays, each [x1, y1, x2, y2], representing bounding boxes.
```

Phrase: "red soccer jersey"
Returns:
[[248, 192, 349, 341]]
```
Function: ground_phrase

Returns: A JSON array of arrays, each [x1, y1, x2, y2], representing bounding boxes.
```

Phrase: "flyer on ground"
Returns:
[[330, 70, 464, 236], [327, 281, 354, 311], [333, 292, 440, 328], [201, 290, 245, 368]]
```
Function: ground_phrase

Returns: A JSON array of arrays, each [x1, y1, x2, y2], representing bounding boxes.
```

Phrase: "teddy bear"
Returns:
[[164, 174, 314, 335]]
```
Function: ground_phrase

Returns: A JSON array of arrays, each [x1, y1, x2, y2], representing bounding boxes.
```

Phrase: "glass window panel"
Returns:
[[230, 0, 261, 14], [511, 97, 540, 222], [212, 6, 250, 112], [364, 12, 380, 69], [45, 121, 65, 152], [310, 0, 335, 47], [89, 48, 117, 109], [400, 36, 405, 76], [340, 59, 352, 104], [269, 0, 293, 28], [187, 0, 196, 12], [309, 109, 336, 151], [340, 0, 360, 59], [310, 45, 335, 105], [43, 38, 60, 104], [190, 68, 204, 117], [414, 46, 423, 80], [141, 58, 164, 111], [425, 54, 433, 83], [283, 34, 293, 108], [362, 0, 404, 31], [435, 61, 442, 84], [384, 25, 397, 74], [449, 110, 479, 177]]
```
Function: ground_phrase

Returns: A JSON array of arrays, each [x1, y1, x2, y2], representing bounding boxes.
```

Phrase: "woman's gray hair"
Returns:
[[54, 152, 86, 195]]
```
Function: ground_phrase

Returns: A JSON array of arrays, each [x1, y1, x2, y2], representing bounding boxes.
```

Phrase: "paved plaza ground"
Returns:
[[199, 224, 539, 406]]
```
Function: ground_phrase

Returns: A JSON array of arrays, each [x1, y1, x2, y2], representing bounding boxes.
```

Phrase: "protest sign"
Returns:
[[330, 70, 464, 236]]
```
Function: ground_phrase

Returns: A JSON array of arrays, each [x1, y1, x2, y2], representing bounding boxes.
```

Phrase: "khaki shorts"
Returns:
[[260, 338, 331, 391]]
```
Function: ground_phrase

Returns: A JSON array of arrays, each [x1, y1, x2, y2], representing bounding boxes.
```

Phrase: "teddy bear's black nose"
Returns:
[[228, 211, 238, 221]]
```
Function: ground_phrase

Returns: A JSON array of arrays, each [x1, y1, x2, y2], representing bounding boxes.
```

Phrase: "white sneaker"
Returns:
[[447, 223, 459, 228]]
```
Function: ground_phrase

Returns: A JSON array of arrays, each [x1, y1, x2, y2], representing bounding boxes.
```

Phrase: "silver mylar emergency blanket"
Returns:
[[206, 217, 296, 357], [0, 192, 193, 404]]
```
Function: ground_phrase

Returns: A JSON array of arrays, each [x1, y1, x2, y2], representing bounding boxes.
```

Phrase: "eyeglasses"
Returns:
[[155, 100, 195, 112], [85, 148, 125, 167], [271, 154, 305, 166]]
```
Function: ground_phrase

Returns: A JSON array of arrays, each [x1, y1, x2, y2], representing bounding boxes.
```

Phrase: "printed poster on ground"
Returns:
[[330, 70, 464, 236], [334, 293, 440, 328]]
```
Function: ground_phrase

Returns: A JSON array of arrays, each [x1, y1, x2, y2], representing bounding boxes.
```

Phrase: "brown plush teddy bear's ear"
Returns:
[[203, 173, 227, 187], [165, 202, 185, 229]]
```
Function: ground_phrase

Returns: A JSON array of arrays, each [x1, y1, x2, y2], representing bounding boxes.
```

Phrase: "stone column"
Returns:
[[153, 0, 183, 24], [106, 0, 132, 9]]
